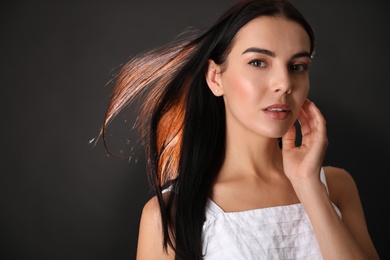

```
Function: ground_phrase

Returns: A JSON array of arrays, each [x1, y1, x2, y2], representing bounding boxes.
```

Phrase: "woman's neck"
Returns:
[[220, 132, 284, 181]]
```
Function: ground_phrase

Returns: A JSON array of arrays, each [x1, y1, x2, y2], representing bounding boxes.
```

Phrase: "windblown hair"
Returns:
[[99, 0, 315, 259]]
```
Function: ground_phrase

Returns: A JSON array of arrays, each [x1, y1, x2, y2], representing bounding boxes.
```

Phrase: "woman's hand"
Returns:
[[281, 99, 328, 185], [281, 100, 380, 259]]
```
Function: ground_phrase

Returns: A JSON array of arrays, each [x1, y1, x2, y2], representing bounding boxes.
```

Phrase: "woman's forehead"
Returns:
[[231, 16, 311, 54]]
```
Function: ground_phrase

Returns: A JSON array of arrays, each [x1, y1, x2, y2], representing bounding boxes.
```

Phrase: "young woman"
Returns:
[[100, 0, 379, 259]]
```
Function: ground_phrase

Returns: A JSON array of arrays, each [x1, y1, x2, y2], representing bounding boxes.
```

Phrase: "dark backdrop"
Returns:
[[1, 0, 389, 259]]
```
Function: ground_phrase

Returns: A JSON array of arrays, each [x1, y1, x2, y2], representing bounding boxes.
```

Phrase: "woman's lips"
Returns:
[[263, 104, 291, 120]]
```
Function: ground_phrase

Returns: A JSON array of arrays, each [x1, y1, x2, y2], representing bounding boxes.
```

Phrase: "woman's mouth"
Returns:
[[265, 108, 287, 112], [263, 105, 291, 120]]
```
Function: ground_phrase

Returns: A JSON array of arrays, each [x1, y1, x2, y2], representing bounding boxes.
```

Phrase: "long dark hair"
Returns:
[[99, 0, 315, 259]]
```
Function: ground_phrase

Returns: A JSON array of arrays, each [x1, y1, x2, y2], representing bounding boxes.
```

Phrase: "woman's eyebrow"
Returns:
[[291, 51, 311, 59], [242, 47, 311, 60], [242, 47, 275, 57]]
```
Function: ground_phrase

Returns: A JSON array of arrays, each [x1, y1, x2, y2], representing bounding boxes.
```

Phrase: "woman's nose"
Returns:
[[270, 68, 292, 95]]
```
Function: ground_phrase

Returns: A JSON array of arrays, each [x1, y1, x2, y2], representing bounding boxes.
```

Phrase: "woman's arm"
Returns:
[[282, 100, 379, 259], [136, 196, 175, 260], [294, 167, 379, 259]]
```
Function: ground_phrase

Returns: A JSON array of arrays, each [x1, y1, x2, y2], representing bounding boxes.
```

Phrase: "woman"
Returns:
[[100, 0, 379, 259]]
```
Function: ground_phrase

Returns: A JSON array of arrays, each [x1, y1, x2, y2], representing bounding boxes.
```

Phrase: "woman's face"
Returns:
[[213, 16, 311, 139]]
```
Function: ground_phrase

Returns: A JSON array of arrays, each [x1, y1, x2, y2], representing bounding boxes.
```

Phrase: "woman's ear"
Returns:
[[205, 59, 224, 96]]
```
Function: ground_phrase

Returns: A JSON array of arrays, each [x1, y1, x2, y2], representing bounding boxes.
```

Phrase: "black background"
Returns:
[[1, 0, 389, 259]]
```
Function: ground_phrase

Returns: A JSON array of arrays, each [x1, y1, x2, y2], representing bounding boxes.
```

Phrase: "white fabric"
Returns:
[[202, 168, 342, 259]]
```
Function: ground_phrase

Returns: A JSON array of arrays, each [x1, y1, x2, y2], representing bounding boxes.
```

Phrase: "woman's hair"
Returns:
[[99, 0, 315, 259]]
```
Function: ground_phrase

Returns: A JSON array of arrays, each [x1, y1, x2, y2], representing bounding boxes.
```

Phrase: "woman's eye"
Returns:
[[249, 59, 266, 68], [291, 63, 308, 72]]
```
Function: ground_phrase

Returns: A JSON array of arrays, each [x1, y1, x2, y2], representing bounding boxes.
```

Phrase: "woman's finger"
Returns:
[[306, 101, 327, 137], [300, 100, 328, 149], [297, 104, 311, 137], [282, 122, 297, 150]]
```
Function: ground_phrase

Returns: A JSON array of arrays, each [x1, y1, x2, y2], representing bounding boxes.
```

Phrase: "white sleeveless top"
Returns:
[[201, 168, 342, 259]]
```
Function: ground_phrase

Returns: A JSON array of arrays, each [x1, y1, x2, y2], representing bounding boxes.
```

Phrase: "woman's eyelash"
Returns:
[[247, 59, 309, 72], [248, 59, 266, 67], [290, 63, 309, 72]]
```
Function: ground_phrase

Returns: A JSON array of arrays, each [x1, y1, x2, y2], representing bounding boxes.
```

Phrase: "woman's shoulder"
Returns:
[[323, 165, 353, 182], [322, 166, 359, 207], [141, 195, 161, 218], [137, 194, 175, 259], [141, 191, 172, 219], [138, 195, 162, 241]]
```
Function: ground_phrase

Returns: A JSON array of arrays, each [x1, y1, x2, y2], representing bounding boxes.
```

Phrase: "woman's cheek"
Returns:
[[226, 71, 260, 101]]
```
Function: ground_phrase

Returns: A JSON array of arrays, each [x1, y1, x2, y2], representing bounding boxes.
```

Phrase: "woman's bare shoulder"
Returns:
[[322, 166, 359, 208], [141, 191, 173, 218], [137, 194, 175, 260], [142, 195, 160, 218], [323, 165, 354, 183]]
